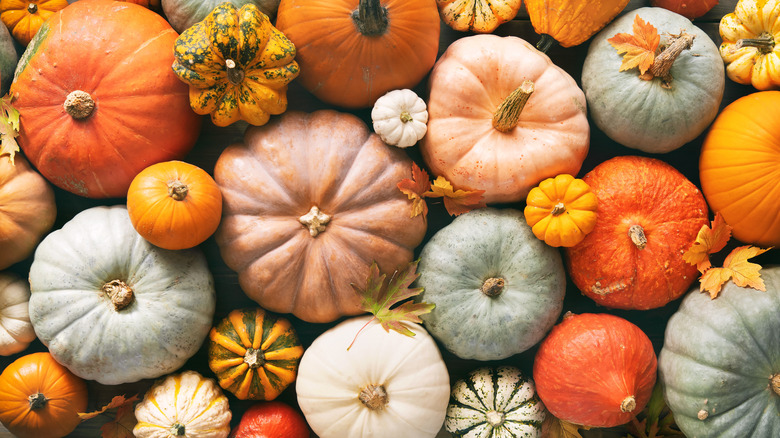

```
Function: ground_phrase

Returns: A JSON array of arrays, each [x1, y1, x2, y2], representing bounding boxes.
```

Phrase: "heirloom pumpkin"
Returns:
[[28, 206, 216, 385], [436, 0, 523, 34], [719, 0, 780, 90], [525, 0, 630, 49], [700, 91, 780, 247], [275, 0, 440, 108], [659, 265, 780, 437], [0, 0, 67, 46], [214, 110, 426, 323], [421, 34, 589, 204], [0, 352, 88, 438], [371, 88, 428, 148], [565, 156, 708, 310], [163, 0, 281, 33], [231, 401, 310, 438], [10, 0, 201, 198], [524, 174, 598, 248], [0, 272, 35, 356], [296, 316, 450, 438], [416, 208, 566, 361]]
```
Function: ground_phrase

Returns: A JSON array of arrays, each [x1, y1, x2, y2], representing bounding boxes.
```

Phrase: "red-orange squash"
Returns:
[[651, 0, 718, 19], [231, 401, 310, 438], [565, 156, 708, 310], [10, 0, 201, 198]]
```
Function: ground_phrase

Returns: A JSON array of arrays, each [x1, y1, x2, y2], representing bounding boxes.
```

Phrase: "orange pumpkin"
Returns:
[[275, 0, 440, 108], [127, 160, 222, 250], [0, 0, 68, 46], [700, 91, 780, 247], [525, 0, 630, 49], [0, 352, 88, 438]]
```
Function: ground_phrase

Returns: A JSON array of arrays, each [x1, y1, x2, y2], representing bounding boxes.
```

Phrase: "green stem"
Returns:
[[536, 34, 558, 53]]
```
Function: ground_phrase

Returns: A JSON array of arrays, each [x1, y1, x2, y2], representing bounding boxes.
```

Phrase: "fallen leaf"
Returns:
[[0, 94, 20, 165], [78, 395, 139, 421], [683, 212, 732, 273], [100, 403, 137, 438], [699, 245, 771, 298], [397, 162, 430, 219], [424, 176, 486, 216], [607, 14, 660, 74], [542, 415, 586, 438]]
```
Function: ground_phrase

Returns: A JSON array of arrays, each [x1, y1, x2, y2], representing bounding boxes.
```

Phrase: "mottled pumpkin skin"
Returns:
[[436, 0, 523, 34]]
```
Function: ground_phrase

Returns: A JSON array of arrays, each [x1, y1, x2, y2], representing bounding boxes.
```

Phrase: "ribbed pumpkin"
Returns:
[[436, 0, 524, 34], [719, 0, 780, 90], [0, 0, 68, 46], [0, 272, 36, 356], [9, 0, 201, 198], [524, 174, 598, 248], [525, 0, 630, 49], [207, 308, 304, 401], [652, 0, 718, 19]]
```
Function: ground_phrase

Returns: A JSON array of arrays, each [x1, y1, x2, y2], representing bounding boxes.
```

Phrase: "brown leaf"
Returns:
[[0, 94, 20, 165], [100, 403, 137, 438], [424, 176, 486, 216], [78, 395, 139, 421], [542, 415, 586, 438], [683, 212, 733, 273], [699, 246, 771, 298], [397, 162, 430, 219], [607, 14, 660, 74]]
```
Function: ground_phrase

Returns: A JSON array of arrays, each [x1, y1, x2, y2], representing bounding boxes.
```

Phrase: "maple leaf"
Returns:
[[100, 402, 137, 438], [607, 15, 660, 74], [348, 260, 435, 349], [78, 395, 139, 420], [0, 94, 20, 165], [683, 212, 733, 273], [542, 415, 587, 438], [424, 176, 486, 216], [699, 245, 771, 298], [397, 162, 430, 219]]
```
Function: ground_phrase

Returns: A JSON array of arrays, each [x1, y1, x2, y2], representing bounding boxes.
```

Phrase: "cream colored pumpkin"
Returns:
[[371, 89, 428, 148], [0, 272, 35, 356]]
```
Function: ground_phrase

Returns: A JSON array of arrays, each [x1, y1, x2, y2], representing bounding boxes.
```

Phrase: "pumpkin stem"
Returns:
[[27, 3, 38, 14], [102, 279, 134, 311], [481, 277, 505, 297], [64, 90, 95, 119], [299, 206, 331, 237], [359, 384, 388, 410], [697, 409, 709, 420], [628, 225, 647, 250], [620, 395, 636, 413], [352, 0, 388, 36], [771, 374, 780, 396], [640, 33, 695, 89], [399, 111, 413, 123], [170, 423, 186, 436], [225, 59, 245, 85], [28, 393, 48, 410], [485, 410, 505, 427], [735, 33, 775, 54], [244, 348, 265, 369], [536, 34, 558, 53], [167, 180, 189, 201], [492, 80, 535, 133], [551, 202, 566, 216]]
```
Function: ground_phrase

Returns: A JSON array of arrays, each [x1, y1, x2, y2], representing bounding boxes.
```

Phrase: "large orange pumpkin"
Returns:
[[700, 91, 780, 247], [275, 0, 440, 108], [10, 0, 201, 198]]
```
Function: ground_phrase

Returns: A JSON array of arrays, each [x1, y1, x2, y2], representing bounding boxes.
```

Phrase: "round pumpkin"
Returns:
[[533, 313, 658, 428], [421, 34, 589, 204], [719, 0, 780, 90], [0, 20, 17, 94], [416, 208, 566, 361], [525, 0, 630, 49], [9, 0, 201, 198], [0, 0, 68, 46], [524, 174, 598, 248], [0, 272, 35, 356], [231, 401, 310, 438], [27, 205, 216, 385], [565, 156, 709, 310], [275, 0, 441, 108], [700, 91, 780, 247], [214, 110, 426, 323], [436, 0, 523, 34], [127, 160, 222, 250], [0, 352, 88, 438], [162, 0, 281, 33], [371, 88, 428, 148], [659, 265, 780, 437], [651, 0, 718, 19], [582, 7, 725, 153]]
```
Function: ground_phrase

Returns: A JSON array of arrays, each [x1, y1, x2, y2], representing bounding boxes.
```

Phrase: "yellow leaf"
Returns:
[[424, 176, 486, 216], [607, 15, 660, 74], [683, 213, 732, 273], [0, 94, 20, 165], [699, 246, 771, 298], [542, 415, 587, 438]]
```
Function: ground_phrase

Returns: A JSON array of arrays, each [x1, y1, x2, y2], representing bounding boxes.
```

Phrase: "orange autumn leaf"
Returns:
[[699, 245, 771, 298], [683, 212, 732, 273], [424, 176, 486, 216], [78, 395, 139, 421], [397, 162, 430, 219], [607, 14, 660, 74]]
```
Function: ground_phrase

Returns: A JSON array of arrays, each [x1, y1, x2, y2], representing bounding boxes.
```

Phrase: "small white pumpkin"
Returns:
[[0, 272, 36, 356], [134, 370, 232, 438], [296, 316, 450, 438], [371, 89, 429, 148]]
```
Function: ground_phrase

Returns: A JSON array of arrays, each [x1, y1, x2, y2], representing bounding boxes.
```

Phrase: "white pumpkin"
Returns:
[[296, 316, 451, 438], [0, 272, 36, 356], [28, 205, 216, 385], [371, 88, 429, 148]]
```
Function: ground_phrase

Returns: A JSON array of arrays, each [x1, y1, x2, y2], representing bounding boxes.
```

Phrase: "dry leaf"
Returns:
[[683, 212, 733, 273], [78, 395, 139, 421], [607, 14, 660, 74], [699, 245, 771, 298], [424, 176, 486, 216], [397, 162, 430, 219], [542, 415, 586, 438], [100, 403, 137, 438], [0, 94, 20, 165]]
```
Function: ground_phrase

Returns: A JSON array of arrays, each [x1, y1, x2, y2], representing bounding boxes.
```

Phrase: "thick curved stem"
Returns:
[[736, 33, 775, 54], [352, 0, 388, 36], [492, 80, 535, 133], [536, 34, 558, 53], [641, 33, 695, 88]]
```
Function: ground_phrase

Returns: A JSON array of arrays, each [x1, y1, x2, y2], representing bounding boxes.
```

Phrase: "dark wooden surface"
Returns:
[[2, 1, 777, 437]]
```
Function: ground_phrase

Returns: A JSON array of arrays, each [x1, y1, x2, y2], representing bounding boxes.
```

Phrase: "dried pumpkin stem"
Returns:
[[551, 202, 566, 216], [735, 33, 775, 54], [353, 0, 388, 36], [299, 206, 331, 237], [225, 59, 245, 85], [620, 395, 636, 413], [492, 80, 535, 133], [771, 374, 780, 396], [481, 277, 505, 297], [167, 180, 189, 201], [102, 279, 134, 311], [170, 423, 186, 436], [27, 3, 38, 14], [28, 393, 48, 410], [244, 348, 265, 369], [64, 90, 95, 119], [359, 384, 388, 410], [641, 33, 695, 89], [628, 225, 647, 250]]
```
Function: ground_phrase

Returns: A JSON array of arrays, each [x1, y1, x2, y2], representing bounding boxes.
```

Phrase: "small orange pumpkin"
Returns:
[[0, 0, 68, 46], [524, 174, 598, 247], [525, 0, 630, 49]]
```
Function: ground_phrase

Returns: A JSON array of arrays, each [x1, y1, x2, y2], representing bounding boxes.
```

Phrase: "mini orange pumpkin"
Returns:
[[524, 174, 598, 247], [0, 0, 68, 46]]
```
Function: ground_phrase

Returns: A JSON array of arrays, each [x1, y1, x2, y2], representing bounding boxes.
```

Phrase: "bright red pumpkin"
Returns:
[[651, 0, 718, 19], [230, 401, 310, 438]]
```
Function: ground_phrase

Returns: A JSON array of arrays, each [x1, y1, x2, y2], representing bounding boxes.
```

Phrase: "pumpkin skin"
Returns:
[[0, 0, 68, 46], [524, 174, 598, 248], [525, 0, 630, 48], [0, 20, 17, 94], [208, 308, 304, 401], [28, 205, 216, 385], [416, 208, 566, 361], [659, 266, 780, 437], [0, 272, 35, 356], [162, 0, 281, 33], [214, 110, 426, 323], [0, 154, 56, 270], [296, 316, 450, 438], [700, 91, 780, 247], [582, 7, 725, 153], [565, 156, 708, 310], [421, 34, 589, 204], [719, 0, 780, 90], [127, 160, 223, 250], [10, 0, 201, 198], [230, 401, 310, 438], [276, 0, 441, 108], [651, 0, 718, 19], [436, 0, 523, 34], [0, 352, 88, 438], [533, 313, 658, 428]]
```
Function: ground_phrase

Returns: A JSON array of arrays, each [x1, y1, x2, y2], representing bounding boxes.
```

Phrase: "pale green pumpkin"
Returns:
[[0, 22, 17, 94]]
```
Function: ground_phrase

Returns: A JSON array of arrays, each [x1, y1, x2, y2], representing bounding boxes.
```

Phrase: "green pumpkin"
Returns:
[[415, 208, 566, 361], [161, 0, 280, 33], [658, 266, 780, 437], [0, 22, 18, 94]]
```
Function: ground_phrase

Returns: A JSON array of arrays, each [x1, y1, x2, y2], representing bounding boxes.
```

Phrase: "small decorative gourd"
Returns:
[[436, 0, 523, 34], [525, 0, 630, 49], [719, 0, 780, 90], [371, 88, 428, 148], [0, 0, 68, 46], [0, 272, 35, 356], [524, 174, 598, 247]]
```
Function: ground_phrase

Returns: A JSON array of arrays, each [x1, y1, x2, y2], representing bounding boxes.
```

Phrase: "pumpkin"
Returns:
[[0, 154, 56, 270], [371, 88, 428, 148], [0, 352, 88, 438], [565, 156, 708, 310], [525, 0, 630, 49], [275, 0, 440, 108], [415, 208, 566, 361], [214, 110, 426, 323], [28, 205, 216, 385], [436, 0, 523, 34], [208, 308, 304, 401], [659, 265, 780, 437], [172, 2, 299, 127], [0, 272, 35, 356], [134, 370, 232, 438], [296, 316, 450, 438], [719, 0, 780, 90], [118, 0, 162, 10], [127, 160, 223, 250], [0, 0, 67, 46], [9, 0, 201, 198], [162, 0, 281, 33], [651, 0, 718, 19], [0, 18, 17, 94], [581, 7, 725, 153], [230, 401, 310, 438], [445, 366, 546, 438], [699, 91, 780, 247], [421, 34, 589, 204], [533, 313, 658, 428], [524, 174, 598, 248]]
